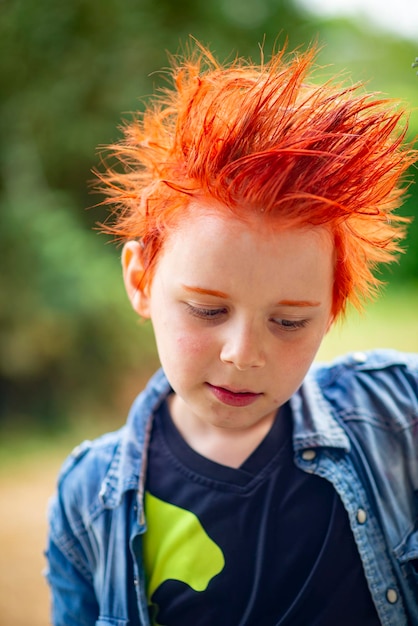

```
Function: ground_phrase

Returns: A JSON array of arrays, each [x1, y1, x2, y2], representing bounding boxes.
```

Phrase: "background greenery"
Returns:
[[1, 0, 417, 437]]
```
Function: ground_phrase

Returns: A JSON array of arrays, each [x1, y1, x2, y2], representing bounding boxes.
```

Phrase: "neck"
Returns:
[[168, 395, 277, 468]]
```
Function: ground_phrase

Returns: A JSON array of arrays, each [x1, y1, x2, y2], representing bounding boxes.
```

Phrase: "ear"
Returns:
[[325, 311, 335, 334], [121, 241, 151, 318]]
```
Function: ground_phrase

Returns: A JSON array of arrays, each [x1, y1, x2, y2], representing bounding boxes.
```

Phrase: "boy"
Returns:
[[45, 43, 418, 625]]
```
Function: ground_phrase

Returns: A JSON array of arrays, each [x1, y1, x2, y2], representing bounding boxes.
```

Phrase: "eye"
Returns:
[[186, 304, 228, 320], [271, 318, 309, 331]]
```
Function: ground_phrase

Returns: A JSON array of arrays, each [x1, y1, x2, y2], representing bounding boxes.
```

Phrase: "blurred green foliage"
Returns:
[[1, 0, 417, 430]]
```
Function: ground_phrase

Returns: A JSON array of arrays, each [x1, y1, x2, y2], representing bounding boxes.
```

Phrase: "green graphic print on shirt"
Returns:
[[143, 492, 225, 623]]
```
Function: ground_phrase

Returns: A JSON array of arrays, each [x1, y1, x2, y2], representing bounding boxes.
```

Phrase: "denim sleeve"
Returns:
[[45, 485, 100, 626]]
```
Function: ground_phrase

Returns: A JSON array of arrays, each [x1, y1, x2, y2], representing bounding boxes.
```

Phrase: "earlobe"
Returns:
[[121, 241, 151, 318]]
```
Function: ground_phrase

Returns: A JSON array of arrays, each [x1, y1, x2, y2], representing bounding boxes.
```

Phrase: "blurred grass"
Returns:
[[0, 428, 93, 473], [317, 283, 418, 361]]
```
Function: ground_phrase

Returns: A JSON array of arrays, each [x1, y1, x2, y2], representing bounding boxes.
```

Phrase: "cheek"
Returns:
[[160, 331, 216, 387], [174, 330, 215, 359], [275, 338, 320, 383], [153, 310, 205, 355], [153, 315, 215, 363]]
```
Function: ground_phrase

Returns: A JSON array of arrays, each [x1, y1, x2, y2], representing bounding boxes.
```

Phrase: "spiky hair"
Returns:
[[97, 42, 416, 316]]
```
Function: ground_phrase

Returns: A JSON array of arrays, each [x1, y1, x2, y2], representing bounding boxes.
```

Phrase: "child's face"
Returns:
[[123, 203, 334, 437]]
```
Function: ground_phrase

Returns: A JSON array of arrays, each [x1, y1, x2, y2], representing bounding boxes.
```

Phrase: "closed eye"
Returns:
[[186, 304, 228, 320], [271, 318, 309, 331]]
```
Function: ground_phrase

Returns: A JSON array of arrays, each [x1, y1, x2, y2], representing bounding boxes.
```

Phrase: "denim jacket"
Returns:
[[45, 349, 418, 626]]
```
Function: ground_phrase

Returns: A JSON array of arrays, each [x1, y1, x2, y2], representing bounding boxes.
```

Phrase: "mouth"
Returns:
[[206, 383, 262, 407]]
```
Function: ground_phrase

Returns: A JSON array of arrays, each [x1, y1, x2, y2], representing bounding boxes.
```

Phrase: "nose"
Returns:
[[220, 319, 266, 370]]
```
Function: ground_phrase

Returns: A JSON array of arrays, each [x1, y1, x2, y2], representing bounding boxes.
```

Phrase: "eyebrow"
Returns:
[[277, 299, 321, 307], [183, 286, 320, 307], [182, 285, 229, 298]]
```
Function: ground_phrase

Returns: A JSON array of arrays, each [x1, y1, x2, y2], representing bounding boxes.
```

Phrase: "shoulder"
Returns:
[[50, 429, 124, 527], [314, 349, 418, 429], [316, 348, 418, 379], [46, 428, 129, 585], [58, 429, 123, 491], [315, 348, 418, 388]]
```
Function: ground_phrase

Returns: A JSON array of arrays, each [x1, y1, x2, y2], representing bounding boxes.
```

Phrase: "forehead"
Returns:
[[163, 199, 333, 254], [155, 202, 334, 290]]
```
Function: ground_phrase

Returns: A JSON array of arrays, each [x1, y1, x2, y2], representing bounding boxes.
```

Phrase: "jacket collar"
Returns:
[[290, 367, 350, 452], [100, 369, 171, 509], [100, 366, 350, 509]]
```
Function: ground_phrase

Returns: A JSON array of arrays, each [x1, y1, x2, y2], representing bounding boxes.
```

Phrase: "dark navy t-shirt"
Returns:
[[143, 399, 380, 626]]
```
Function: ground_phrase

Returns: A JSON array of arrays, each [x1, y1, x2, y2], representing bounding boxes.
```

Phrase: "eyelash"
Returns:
[[186, 304, 309, 331], [186, 304, 227, 320], [273, 318, 309, 331]]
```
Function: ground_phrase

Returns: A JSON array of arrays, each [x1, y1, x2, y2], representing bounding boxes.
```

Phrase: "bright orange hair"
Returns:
[[97, 42, 416, 317]]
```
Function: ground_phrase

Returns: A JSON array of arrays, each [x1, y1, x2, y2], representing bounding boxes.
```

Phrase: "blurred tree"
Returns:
[[0, 0, 416, 430]]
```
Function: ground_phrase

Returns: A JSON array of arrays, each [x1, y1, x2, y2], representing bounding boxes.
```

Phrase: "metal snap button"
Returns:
[[301, 449, 316, 461], [386, 588, 398, 604], [352, 351, 367, 363]]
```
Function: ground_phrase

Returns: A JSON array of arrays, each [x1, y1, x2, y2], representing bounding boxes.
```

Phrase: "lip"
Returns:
[[207, 383, 262, 407]]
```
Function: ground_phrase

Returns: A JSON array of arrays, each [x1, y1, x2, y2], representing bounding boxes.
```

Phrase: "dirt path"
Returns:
[[0, 454, 63, 626]]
